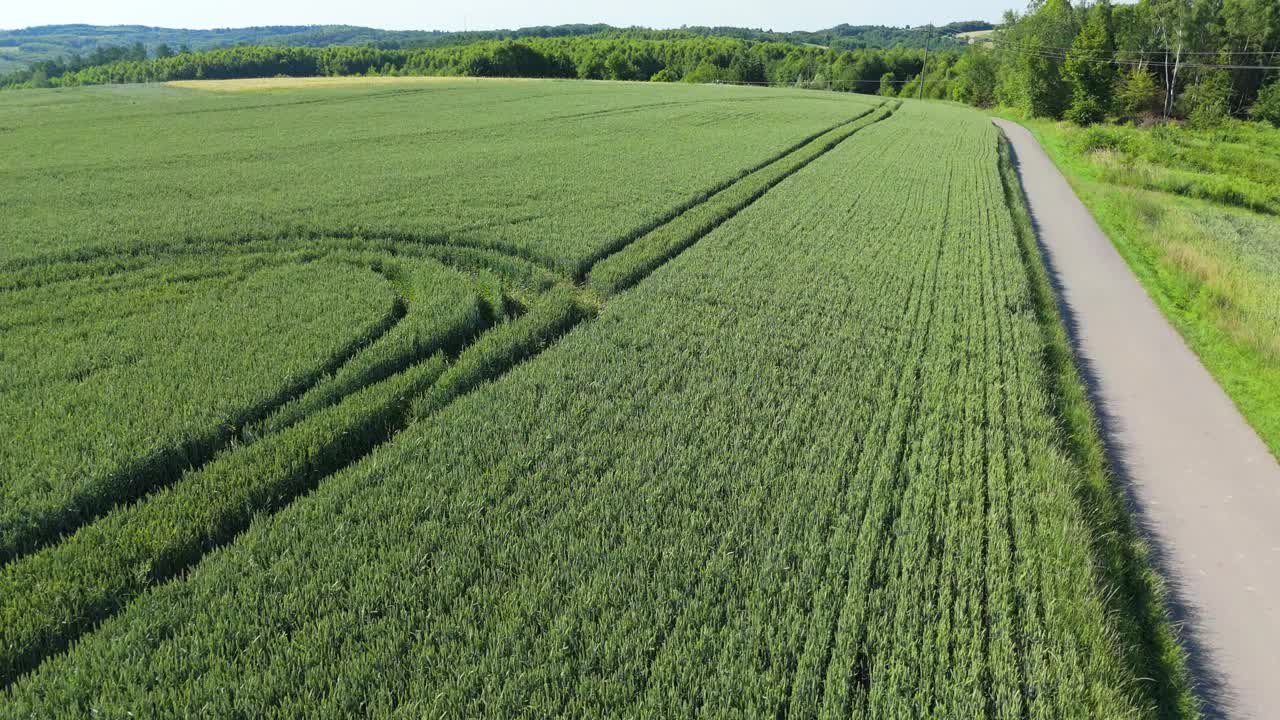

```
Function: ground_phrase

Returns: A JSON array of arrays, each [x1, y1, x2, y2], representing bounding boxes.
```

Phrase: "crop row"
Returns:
[[0, 246, 531, 681], [0, 259, 403, 563], [0, 97, 889, 685], [4, 102, 1152, 716], [0, 235, 574, 566], [589, 101, 897, 295], [0, 85, 878, 570], [0, 284, 599, 684], [245, 256, 493, 439], [0, 81, 876, 274]]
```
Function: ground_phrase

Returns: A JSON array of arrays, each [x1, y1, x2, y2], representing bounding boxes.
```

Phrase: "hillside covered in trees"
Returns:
[[0, 21, 989, 77], [5, 2, 1274, 128], [0, 33, 962, 95], [0, 24, 615, 74]]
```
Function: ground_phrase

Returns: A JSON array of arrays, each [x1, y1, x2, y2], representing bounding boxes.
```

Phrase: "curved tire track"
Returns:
[[0, 105, 899, 687]]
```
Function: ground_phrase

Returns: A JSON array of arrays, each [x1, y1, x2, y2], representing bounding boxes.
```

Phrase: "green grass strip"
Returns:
[[588, 105, 893, 297], [0, 354, 447, 686], [0, 259, 592, 687], [997, 131, 1199, 719], [414, 244, 564, 300], [248, 259, 488, 439], [0, 259, 406, 566], [412, 285, 595, 420], [569, 103, 883, 280]]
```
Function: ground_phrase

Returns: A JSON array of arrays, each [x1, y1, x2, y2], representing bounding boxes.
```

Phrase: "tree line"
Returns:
[[953, 0, 1280, 126], [2, 35, 956, 97], [0, 41, 200, 89], [602, 22, 986, 52], [1, 20, 986, 84], [4, 4, 1274, 127], [0, 23, 619, 75]]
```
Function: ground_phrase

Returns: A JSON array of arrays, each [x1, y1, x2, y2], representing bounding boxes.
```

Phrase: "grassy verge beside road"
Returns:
[[997, 112, 1280, 460]]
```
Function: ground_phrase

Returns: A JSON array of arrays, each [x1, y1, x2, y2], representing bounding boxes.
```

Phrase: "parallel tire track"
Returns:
[[0, 104, 899, 687]]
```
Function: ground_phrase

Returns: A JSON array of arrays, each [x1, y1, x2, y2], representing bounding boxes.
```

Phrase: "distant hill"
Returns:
[[0, 24, 610, 74], [0, 21, 991, 74], [670, 21, 993, 50]]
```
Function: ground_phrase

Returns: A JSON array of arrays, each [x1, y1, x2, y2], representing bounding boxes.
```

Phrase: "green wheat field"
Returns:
[[0, 78, 1186, 717]]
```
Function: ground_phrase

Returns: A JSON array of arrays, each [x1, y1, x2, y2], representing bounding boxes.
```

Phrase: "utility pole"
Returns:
[[918, 30, 929, 101]]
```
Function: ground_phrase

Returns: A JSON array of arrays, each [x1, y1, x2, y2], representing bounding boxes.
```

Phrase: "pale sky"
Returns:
[[3, 0, 1028, 33]]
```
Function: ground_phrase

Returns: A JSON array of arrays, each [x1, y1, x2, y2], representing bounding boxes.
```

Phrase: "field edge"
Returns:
[[992, 113, 1280, 463], [0, 103, 887, 688], [995, 127, 1200, 719]]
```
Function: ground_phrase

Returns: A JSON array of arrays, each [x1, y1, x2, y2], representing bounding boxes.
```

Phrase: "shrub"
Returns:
[[878, 71, 897, 97], [682, 60, 726, 84], [604, 50, 636, 80], [1066, 95, 1108, 125], [650, 67, 679, 82], [1179, 69, 1233, 128], [949, 49, 997, 107], [1114, 67, 1161, 121], [1250, 80, 1280, 128], [1073, 124, 1131, 155]]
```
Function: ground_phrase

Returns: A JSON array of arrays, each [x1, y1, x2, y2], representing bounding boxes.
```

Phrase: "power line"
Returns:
[[992, 40, 1280, 70], [993, 40, 1280, 68], [989, 38, 1280, 56], [919, 31, 931, 101]]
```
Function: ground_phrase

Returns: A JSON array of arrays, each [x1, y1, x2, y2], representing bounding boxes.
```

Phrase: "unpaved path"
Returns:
[[994, 119, 1280, 719]]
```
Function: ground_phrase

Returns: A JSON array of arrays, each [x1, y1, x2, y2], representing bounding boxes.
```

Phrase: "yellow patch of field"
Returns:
[[956, 29, 995, 44], [166, 76, 534, 92]]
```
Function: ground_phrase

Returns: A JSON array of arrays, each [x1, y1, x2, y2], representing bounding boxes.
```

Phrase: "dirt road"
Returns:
[[994, 119, 1280, 719]]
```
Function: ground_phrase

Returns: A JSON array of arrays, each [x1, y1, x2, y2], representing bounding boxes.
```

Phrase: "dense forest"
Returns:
[[0, 21, 987, 76], [0, 34, 958, 95], [0, 24, 614, 74], [622, 22, 987, 51], [956, 0, 1280, 125], [4, 3, 1275, 128]]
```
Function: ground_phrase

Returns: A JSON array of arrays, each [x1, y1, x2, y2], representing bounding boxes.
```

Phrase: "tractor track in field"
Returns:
[[544, 93, 784, 123], [995, 118, 1280, 720], [0, 104, 888, 287], [0, 101, 898, 686], [0, 266, 412, 567], [160, 85, 466, 117]]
